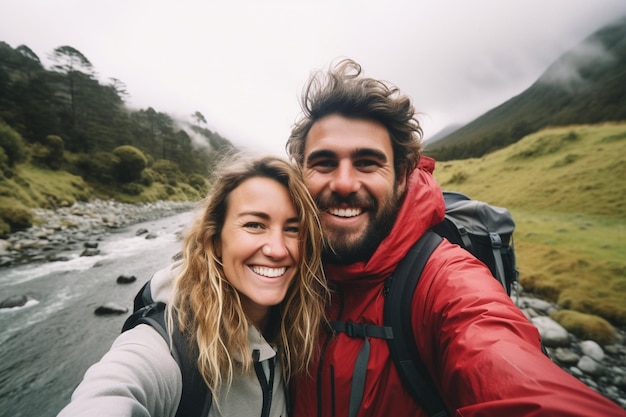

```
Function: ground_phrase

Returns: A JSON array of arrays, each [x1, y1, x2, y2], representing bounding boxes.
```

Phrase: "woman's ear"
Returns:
[[214, 238, 222, 259]]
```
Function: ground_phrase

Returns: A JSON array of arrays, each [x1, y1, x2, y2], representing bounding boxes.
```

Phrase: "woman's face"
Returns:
[[219, 176, 300, 328]]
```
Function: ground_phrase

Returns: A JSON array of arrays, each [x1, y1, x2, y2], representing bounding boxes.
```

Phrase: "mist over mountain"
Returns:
[[425, 15, 626, 161], [423, 123, 463, 145]]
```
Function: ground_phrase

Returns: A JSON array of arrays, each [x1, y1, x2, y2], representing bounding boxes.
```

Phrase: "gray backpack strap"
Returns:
[[489, 232, 507, 289]]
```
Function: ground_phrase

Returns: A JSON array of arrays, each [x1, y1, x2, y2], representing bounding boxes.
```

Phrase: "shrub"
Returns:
[[152, 159, 183, 186], [187, 173, 208, 191], [34, 135, 65, 170], [113, 145, 147, 183], [0, 122, 27, 167], [75, 151, 120, 184], [1, 203, 34, 232], [448, 171, 468, 185], [0, 218, 9, 237], [550, 309, 617, 346], [121, 183, 143, 196], [31, 136, 66, 170], [140, 168, 155, 186], [0, 147, 11, 178]]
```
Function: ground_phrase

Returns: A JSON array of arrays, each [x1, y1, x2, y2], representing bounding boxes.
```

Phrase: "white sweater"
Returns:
[[57, 262, 288, 417]]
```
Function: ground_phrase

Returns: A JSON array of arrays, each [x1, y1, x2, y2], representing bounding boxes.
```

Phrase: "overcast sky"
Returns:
[[2, 0, 626, 156]]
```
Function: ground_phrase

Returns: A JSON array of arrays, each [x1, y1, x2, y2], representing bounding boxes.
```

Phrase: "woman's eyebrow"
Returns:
[[239, 212, 299, 224]]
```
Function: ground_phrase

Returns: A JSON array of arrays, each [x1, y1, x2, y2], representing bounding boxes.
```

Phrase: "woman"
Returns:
[[58, 155, 329, 417]]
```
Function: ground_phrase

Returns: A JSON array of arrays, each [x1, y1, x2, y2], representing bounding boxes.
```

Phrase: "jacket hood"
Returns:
[[325, 156, 445, 283], [149, 259, 183, 303]]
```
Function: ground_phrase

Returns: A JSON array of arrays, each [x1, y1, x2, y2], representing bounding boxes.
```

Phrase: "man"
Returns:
[[286, 59, 625, 417]]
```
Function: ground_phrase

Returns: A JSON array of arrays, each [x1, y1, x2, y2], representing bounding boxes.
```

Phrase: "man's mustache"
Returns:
[[314, 193, 376, 213]]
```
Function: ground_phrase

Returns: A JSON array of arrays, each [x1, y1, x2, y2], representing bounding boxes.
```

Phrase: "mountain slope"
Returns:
[[432, 122, 626, 326], [425, 15, 626, 160]]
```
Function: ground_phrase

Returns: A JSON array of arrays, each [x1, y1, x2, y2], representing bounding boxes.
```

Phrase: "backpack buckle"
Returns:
[[489, 232, 502, 249], [345, 322, 366, 338]]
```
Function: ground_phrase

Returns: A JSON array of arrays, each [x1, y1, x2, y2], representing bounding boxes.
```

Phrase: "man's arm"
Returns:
[[414, 241, 625, 416]]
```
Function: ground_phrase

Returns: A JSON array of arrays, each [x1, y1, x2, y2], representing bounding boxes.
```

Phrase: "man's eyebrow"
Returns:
[[305, 149, 336, 165], [352, 148, 388, 162]]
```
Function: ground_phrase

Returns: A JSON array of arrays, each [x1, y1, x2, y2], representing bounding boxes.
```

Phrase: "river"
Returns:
[[0, 210, 195, 417]]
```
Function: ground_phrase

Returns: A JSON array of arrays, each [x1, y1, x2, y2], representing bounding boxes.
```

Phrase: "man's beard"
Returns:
[[318, 191, 402, 265]]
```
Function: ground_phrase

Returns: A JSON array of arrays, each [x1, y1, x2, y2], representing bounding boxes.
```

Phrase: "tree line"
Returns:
[[0, 41, 234, 181]]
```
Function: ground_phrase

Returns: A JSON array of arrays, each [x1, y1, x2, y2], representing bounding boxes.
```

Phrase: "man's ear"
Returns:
[[396, 169, 409, 195]]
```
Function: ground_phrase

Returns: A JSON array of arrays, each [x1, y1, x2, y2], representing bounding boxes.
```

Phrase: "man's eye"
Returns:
[[310, 159, 336, 169], [355, 159, 378, 167], [354, 159, 381, 172]]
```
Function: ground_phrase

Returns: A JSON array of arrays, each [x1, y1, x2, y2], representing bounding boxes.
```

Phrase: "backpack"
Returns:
[[329, 191, 518, 417], [431, 191, 517, 294], [121, 280, 213, 417]]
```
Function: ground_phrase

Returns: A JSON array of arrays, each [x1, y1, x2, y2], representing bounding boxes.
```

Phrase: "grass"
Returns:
[[433, 122, 626, 342], [0, 165, 92, 208], [0, 161, 208, 235]]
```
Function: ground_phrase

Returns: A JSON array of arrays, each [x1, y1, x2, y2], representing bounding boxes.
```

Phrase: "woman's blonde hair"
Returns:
[[167, 154, 328, 401]]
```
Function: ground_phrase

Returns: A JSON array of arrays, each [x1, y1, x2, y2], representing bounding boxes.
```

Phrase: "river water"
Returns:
[[0, 210, 195, 417]]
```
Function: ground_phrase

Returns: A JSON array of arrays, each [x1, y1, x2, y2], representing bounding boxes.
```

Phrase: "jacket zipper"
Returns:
[[253, 350, 275, 417]]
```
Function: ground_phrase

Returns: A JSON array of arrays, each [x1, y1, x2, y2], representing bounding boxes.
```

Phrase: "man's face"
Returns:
[[302, 114, 406, 264]]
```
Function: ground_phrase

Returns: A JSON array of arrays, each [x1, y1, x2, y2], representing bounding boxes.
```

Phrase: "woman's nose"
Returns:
[[263, 233, 288, 259]]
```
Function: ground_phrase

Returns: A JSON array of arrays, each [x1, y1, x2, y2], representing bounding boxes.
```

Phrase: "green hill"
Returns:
[[432, 122, 626, 332], [426, 15, 626, 161]]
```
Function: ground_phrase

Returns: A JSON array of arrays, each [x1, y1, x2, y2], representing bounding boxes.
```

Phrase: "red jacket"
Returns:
[[293, 157, 625, 417]]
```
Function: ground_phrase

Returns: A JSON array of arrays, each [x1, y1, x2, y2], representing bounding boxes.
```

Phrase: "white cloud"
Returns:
[[1, 0, 625, 156]]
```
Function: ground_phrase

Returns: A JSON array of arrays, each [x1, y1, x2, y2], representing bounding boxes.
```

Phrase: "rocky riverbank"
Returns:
[[0, 199, 625, 409], [515, 288, 626, 408], [0, 199, 199, 267]]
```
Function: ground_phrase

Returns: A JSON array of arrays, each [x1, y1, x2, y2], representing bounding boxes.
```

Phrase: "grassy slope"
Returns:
[[0, 163, 206, 208], [432, 122, 626, 327]]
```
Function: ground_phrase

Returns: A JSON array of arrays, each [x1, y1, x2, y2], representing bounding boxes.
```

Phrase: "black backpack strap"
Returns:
[[384, 230, 449, 417], [122, 282, 212, 417]]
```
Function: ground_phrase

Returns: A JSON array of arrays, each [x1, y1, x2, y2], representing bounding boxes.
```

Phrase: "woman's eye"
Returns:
[[285, 226, 300, 234], [244, 222, 264, 230]]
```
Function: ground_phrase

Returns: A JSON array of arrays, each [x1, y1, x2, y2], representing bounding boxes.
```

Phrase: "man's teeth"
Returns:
[[330, 208, 362, 218], [251, 266, 286, 278]]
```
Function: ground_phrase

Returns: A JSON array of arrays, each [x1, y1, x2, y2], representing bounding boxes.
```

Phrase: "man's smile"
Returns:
[[329, 207, 363, 218]]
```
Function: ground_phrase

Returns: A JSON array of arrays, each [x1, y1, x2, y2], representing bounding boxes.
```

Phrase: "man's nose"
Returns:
[[329, 162, 360, 196]]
